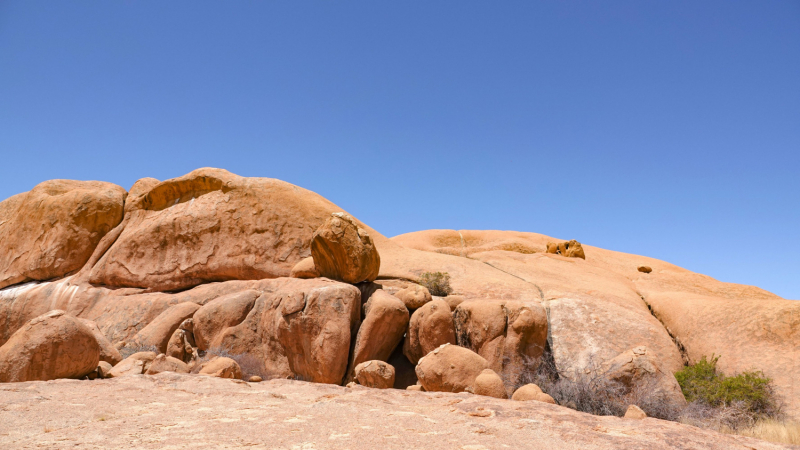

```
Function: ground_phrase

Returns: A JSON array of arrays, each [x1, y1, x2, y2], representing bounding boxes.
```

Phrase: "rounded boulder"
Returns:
[[415, 343, 489, 393], [354, 360, 395, 389]]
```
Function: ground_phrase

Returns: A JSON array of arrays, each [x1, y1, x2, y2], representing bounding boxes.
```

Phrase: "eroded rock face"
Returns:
[[311, 212, 380, 284], [403, 298, 456, 365], [192, 290, 259, 351], [453, 299, 548, 390], [347, 290, 409, 380], [0, 180, 126, 290], [415, 344, 489, 393], [603, 346, 686, 408], [128, 302, 201, 354], [354, 360, 395, 389], [0, 310, 100, 382], [290, 257, 319, 279], [78, 318, 122, 366], [88, 168, 356, 292]]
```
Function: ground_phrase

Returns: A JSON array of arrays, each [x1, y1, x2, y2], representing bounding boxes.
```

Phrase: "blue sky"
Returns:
[[1, 1, 798, 298]]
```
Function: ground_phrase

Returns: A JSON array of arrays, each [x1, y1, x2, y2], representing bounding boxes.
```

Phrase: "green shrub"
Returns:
[[676, 355, 780, 420], [418, 271, 453, 297]]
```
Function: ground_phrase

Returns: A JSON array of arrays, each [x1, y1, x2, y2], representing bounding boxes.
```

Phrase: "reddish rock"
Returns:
[[106, 351, 157, 378], [128, 302, 201, 353], [347, 290, 409, 380], [311, 212, 380, 284], [290, 256, 319, 279], [78, 318, 122, 366], [394, 284, 432, 310], [0, 310, 100, 382], [472, 369, 507, 399], [354, 360, 395, 389], [199, 357, 242, 379], [415, 344, 489, 393], [192, 290, 258, 350], [145, 354, 190, 375], [0, 180, 126, 290], [403, 298, 456, 365]]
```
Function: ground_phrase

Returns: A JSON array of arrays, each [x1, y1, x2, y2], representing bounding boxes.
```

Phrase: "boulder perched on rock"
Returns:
[[415, 344, 489, 393], [638, 266, 652, 273], [602, 346, 686, 408], [403, 298, 456, 365], [199, 357, 242, 379], [88, 168, 362, 292], [78, 318, 122, 366], [394, 284, 432, 310], [354, 360, 395, 389], [511, 384, 556, 403], [192, 290, 258, 350], [348, 290, 409, 379], [453, 299, 548, 390], [0, 310, 100, 382], [311, 212, 380, 284], [165, 322, 196, 363], [290, 257, 319, 279], [0, 180, 126, 290], [106, 352, 157, 378], [145, 354, 190, 375], [472, 369, 507, 399], [97, 361, 113, 378], [545, 240, 585, 259], [625, 404, 648, 419], [128, 302, 201, 353]]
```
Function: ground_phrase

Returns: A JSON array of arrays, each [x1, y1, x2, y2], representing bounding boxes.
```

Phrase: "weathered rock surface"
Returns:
[[0, 374, 788, 450], [311, 212, 380, 284], [603, 346, 686, 408], [415, 343, 489, 393], [128, 302, 201, 353], [354, 360, 395, 389], [394, 284, 432, 310], [165, 325, 195, 363], [453, 299, 548, 390], [289, 256, 319, 279], [0, 310, 100, 382], [347, 290, 408, 379], [403, 298, 456, 365], [78, 318, 122, 365], [472, 368, 507, 399], [198, 357, 241, 379], [88, 168, 362, 291], [0, 180, 126, 290], [145, 354, 189, 375], [192, 290, 258, 350], [106, 351, 157, 378]]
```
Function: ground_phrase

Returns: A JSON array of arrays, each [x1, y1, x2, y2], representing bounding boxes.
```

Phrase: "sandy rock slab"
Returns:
[[0, 374, 790, 450]]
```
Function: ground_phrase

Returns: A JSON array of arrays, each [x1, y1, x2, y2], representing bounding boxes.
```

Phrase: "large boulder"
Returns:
[[347, 290, 409, 379], [0, 310, 100, 382], [453, 299, 548, 390], [415, 343, 489, 393], [192, 290, 259, 350], [0, 180, 126, 290], [311, 212, 380, 284], [128, 302, 201, 353], [354, 360, 395, 389], [88, 168, 369, 292], [602, 346, 686, 408], [403, 298, 456, 365]]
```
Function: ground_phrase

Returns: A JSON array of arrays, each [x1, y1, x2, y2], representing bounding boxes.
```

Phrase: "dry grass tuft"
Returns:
[[733, 419, 800, 445]]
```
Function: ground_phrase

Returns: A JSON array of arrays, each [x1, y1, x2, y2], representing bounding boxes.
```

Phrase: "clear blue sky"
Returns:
[[1, 2, 798, 298]]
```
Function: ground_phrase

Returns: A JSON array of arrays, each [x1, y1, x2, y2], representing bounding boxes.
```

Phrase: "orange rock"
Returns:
[[511, 383, 543, 401], [415, 344, 489, 393], [347, 290, 409, 380], [290, 256, 319, 279], [625, 404, 647, 419], [78, 318, 122, 366], [472, 369, 507, 399], [88, 168, 355, 292], [0, 310, 100, 382], [453, 299, 548, 390], [0, 180, 126, 290], [145, 354, 190, 375], [165, 326, 195, 363], [403, 298, 456, 365], [603, 346, 686, 408], [199, 357, 242, 379], [394, 284, 432, 310], [638, 266, 652, 273], [128, 302, 201, 353], [106, 352, 157, 378], [354, 360, 395, 389], [311, 212, 380, 284], [192, 290, 259, 351]]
